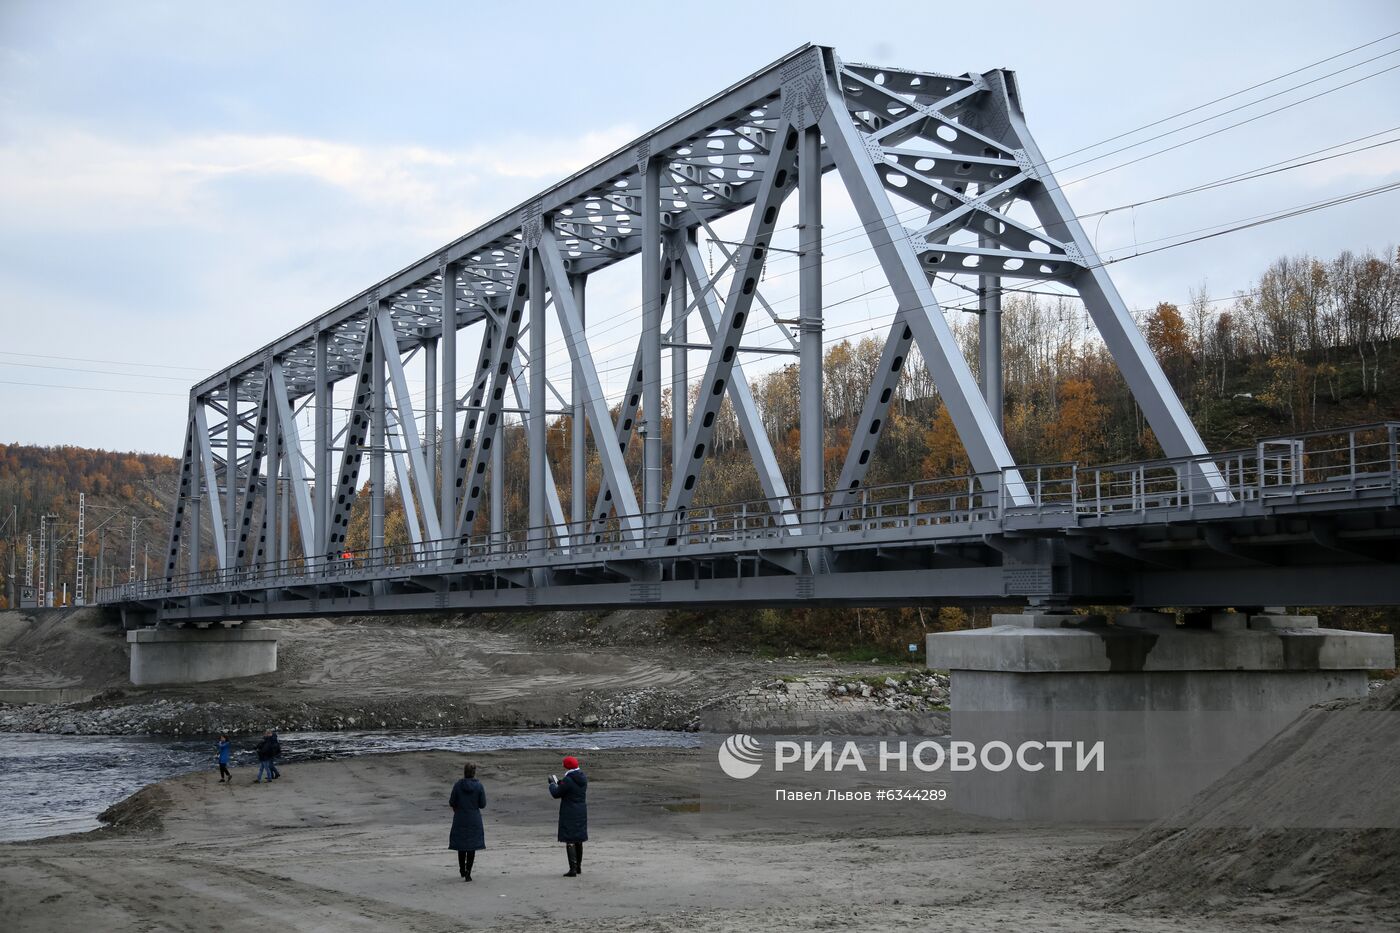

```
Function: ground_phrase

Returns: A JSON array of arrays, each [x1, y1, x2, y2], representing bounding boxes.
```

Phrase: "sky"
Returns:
[[1, 0, 1398, 455]]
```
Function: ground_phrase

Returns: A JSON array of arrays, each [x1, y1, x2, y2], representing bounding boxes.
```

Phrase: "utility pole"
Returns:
[[51, 521, 59, 607], [37, 516, 48, 607], [75, 493, 86, 606], [129, 516, 138, 584], [3, 505, 15, 609], [46, 515, 57, 608]]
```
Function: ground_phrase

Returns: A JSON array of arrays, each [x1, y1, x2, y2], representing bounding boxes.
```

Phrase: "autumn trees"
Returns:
[[0, 445, 179, 607]]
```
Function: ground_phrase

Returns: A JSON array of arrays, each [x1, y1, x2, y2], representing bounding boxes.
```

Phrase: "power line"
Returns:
[[1091, 180, 1400, 257], [927, 180, 1400, 311], [1101, 180, 1400, 264], [1062, 61, 1400, 188], [1079, 129, 1400, 220], [0, 360, 193, 381], [1050, 29, 1400, 161], [0, 350, 209, 372], [1055, 45, 1400, 175], [0, 379, 186, 397]]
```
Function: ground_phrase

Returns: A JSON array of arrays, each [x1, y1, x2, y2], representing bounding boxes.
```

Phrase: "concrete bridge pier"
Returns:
[[927, 610, 1393, 822], [128, 625, 280, 686]]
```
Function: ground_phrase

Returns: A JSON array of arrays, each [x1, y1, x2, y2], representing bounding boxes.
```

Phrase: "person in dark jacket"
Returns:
[[268, 731, 282, 780], [216, 734, 232, 783], [547, 755, 588, 877], [255, 731, 275, 783], [448, 762, 487, 881]]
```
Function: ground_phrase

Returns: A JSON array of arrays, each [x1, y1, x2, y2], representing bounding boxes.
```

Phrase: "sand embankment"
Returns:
[[2, 744, 1391, 932]]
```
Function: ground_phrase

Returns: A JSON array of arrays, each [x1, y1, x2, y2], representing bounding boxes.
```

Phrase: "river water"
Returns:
[[0, 729, 702, 843]]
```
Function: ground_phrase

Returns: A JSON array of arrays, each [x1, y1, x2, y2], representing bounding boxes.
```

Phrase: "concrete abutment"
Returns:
[[927, 609, 1393, 822], [127, 625, 280, 686]]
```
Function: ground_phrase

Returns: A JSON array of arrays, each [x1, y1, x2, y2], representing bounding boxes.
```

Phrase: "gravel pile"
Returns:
[[826, 670, 950, 709], [572, 687, 710, 731]]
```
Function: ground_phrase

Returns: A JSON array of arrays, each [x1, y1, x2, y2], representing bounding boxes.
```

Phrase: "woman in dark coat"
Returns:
[[547, 755, 588, 877], [448, 762, 486, 881]]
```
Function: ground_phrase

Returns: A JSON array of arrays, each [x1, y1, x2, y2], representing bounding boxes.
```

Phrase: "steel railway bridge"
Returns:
[[99, 46, 1400, 624]]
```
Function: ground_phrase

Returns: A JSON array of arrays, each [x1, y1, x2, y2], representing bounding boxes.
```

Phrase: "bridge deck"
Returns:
[[101, 423, 1400, 622]]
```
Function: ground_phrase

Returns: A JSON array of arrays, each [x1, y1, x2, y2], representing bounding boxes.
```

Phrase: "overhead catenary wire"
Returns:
[[0, 349, 212, 372], [0, 360, 194, 381], [1048, 29, 1400, 161], [1099, 180, 1400, 264], [1059, 60, 1400, 190], [0, 379, 187, 398], [1053, 46, 1400, 176]]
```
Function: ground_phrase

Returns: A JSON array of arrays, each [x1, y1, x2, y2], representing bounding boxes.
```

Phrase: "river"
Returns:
[[0, 728, 702, 843]]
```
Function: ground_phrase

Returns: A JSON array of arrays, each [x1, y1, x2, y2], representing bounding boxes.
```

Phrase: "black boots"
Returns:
[[563, 842, 584, 877], [458, 850, 473, 882]]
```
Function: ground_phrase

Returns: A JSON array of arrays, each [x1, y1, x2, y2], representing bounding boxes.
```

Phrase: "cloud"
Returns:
[[0, 121, 640, 235]]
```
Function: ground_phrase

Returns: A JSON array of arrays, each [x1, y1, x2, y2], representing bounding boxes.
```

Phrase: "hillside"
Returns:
[[0, 445, 180, 607]]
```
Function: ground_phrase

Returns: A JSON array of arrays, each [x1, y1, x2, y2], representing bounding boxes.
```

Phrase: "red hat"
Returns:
[[562, 756, 580, 770]]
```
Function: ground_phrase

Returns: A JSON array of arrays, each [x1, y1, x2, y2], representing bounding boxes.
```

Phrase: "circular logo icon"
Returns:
[[717, 733, 763, 780]]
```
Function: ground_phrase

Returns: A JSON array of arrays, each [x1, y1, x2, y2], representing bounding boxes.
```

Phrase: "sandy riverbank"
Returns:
[[0, 609, 948, 735], [0, 746, 1388, 932]]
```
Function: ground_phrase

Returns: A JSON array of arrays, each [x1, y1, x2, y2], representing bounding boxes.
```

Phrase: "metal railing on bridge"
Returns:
[[1008, 421, 1399, 519], [99, 422, 1400, 605]]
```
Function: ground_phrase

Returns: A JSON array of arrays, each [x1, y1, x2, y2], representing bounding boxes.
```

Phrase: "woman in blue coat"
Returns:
[[548, 755, 587, 877], [448, 762, 487, 881], [216, 734, 231, 783]]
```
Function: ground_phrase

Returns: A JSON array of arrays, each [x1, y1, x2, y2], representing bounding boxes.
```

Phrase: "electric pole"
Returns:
[[76, 493, 86, 606], [2, 505, 15, 609], [38, 516, 49, 608], [45, 515, 57, 608]]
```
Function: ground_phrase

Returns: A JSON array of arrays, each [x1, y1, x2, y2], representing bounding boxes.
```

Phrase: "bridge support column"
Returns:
[[128, 625, 279, 685], [927, 610, 1392, 822], [370, 301, 387, 562]]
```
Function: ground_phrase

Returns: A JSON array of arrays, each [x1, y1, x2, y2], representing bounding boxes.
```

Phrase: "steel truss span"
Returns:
[[100, 46, 1400, 622]]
